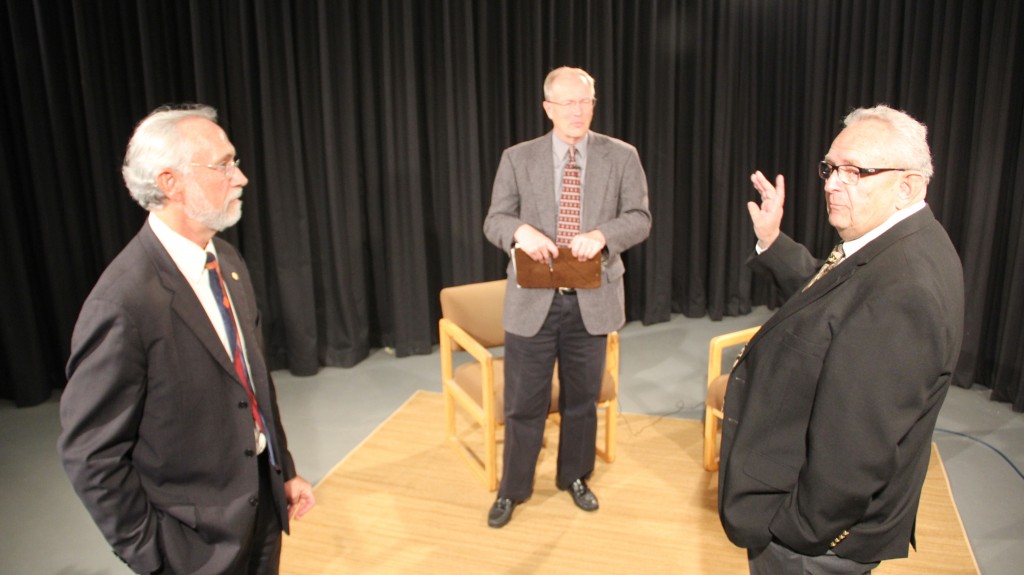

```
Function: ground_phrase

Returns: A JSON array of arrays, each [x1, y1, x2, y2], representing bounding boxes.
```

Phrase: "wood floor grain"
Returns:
[[281, 391, 977, 574]]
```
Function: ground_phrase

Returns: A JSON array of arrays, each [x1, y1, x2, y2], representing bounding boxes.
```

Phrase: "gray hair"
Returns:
[[543, 67, 596, 101], [843, 105, 933, 183], [122, 104, 218, 210]]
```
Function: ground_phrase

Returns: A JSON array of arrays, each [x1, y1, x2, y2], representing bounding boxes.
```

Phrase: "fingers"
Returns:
[[750, 170, 775, 201], [527, 240, 557, 262], [774, 173, 786, 200], [284, 476, 317, 521], [290, 496, 314, 520], [569, 231, 606, 260], [515, 224, 558, 262], [748, 171, 785, 251], [750, 170, 786, 208], [544, 242, 560, 260], [288, 489, 316, 520]]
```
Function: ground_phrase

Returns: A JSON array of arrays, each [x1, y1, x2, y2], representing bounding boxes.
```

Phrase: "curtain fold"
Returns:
[[3, 0, 1022, 412]]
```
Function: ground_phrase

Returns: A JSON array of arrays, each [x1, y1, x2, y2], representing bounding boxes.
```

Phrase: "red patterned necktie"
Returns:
[[803, 243, 845, 291], [556, 146, 582, 247], [205, 253, 267, 448]]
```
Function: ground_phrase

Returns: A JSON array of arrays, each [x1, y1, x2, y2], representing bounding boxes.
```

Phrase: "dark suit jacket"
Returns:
[[718, 207, 964, 563], [58, 223, 296, 574], [483, 131, 651, 336]]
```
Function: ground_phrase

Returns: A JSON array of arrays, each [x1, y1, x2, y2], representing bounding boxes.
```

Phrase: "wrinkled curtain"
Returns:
[[2, 0, 1022, 411]]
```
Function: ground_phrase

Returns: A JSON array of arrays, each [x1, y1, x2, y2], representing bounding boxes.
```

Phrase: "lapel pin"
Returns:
[[231, 272, 240, 281]]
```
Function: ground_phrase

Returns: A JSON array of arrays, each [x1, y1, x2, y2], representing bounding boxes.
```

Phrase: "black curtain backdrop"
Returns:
[[2, 0, 1022, 412]]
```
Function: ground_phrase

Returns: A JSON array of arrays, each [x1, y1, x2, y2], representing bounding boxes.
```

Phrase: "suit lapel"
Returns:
[[525, 135, 558, 235], [582, 133, 610, 231], [138, 224, 242, 383], [740, 207, 937, 360]]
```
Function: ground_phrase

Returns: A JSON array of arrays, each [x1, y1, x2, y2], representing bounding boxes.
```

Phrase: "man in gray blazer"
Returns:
[[483, 67, 651, 528], [58, 105, 315, 574], [719, 106, 964, 573]]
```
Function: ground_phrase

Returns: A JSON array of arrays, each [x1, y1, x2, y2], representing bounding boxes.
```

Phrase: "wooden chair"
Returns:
[[704, 325, 761, 472], [439, 279, 618, 491]]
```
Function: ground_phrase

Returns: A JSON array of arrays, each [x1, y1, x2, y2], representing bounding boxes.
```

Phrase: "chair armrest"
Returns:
[[439, 318, 494, 364], [707, 325, 761, 386]]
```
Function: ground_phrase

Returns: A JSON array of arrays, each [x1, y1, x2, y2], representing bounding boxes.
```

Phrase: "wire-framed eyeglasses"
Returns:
[[546, 98, 596, 110], [818, 160, 905, 186], [190, 158, 241, 179]]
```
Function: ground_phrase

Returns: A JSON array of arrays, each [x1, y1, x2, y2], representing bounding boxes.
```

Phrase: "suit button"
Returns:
[[249, 496, 258, 506], [245, 449, 255, 457], [239, 401, 248, 408]]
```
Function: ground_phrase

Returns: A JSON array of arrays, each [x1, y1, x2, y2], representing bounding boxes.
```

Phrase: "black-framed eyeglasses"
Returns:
[[818, 160, 905, 186], [189, 158, 241, 179], [546, 98, 596, 110]]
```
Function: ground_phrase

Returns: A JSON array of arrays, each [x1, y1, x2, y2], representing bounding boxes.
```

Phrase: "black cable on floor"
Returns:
[[935, 428, 1024, 482]]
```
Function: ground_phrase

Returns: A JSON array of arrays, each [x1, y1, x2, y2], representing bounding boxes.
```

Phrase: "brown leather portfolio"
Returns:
[[512, 247, 601, 289]]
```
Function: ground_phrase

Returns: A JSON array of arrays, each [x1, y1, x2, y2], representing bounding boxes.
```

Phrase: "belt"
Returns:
[[556, 287, 577, 295]]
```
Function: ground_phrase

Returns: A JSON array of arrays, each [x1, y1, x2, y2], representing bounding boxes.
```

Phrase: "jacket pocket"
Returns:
[[159, 503, 198, 529], [744, 451, 800, 491], [603, 256, 625, 283]]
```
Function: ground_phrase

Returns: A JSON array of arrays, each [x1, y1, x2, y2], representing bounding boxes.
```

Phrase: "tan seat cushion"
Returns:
[[454, 358, 616, 425], [707, 373, 729, 411]]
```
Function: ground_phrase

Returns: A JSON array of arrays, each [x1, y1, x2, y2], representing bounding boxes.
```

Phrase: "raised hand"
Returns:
[[747, 170, 785, 250]]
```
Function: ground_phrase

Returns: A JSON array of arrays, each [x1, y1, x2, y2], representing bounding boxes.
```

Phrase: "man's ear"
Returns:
[[896, 172, 926, 208], [156, 169, 180, 203], [542, 100, 556, 121]]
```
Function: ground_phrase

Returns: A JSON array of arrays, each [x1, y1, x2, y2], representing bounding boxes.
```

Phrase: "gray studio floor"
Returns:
[[2, 309, 1022, 574]]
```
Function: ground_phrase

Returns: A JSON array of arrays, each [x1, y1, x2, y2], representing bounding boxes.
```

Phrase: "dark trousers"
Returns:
[[498, 292, 607, 501], [748, 541, 879, 575]]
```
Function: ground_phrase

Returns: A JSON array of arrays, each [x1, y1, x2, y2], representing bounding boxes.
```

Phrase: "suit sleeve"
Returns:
[[768, 277, 950, 553], [748, 232, 820, 299], [483, 149, 525, 252], [593, 144, 651, 257], [57, 298, 162, 574]]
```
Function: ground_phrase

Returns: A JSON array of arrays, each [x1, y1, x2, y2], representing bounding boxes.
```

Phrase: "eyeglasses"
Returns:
[[818, 160, 905, 186], [546, 98, 596, 110], [189, 158, 241, 179]]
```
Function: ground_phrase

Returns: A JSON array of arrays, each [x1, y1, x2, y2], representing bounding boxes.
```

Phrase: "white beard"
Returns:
[[184, 180, 242, 232]]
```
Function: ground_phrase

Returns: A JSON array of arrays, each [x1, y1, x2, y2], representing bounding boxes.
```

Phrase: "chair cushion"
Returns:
[[454, 358, 616, 425], [439, 280, 506, 349], [707, 373, 729, 411]]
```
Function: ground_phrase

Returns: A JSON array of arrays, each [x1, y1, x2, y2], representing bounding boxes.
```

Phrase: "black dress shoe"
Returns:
[[488, 497, 517, 528], [561, 478, 599, 511]]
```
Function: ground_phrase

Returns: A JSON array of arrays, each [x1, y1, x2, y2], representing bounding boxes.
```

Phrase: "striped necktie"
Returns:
[[556, 146, 582, 247], [804, 243, 845, 291], [205, 252, 272, 460]]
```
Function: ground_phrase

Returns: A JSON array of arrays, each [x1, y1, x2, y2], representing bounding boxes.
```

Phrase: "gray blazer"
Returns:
[[58, 223, 296, 574], [483, 131, 651, 336]]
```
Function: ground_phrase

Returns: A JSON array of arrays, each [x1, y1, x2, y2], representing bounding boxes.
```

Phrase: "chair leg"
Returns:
[[598, 399, 617, 463], [444, 387, 456, 437], [703, 407, 719, 472]]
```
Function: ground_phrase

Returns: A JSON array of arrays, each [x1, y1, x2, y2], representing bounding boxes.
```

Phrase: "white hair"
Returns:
[[843, 105, 933, 183], [122, 104, 218, 210], [543, 67, 596, 101]]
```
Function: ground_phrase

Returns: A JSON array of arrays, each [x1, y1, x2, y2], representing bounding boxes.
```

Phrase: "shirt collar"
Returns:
[[552, 132, 589, 166], [842, 201, 927, 257], [147, 212, 217, 281]]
